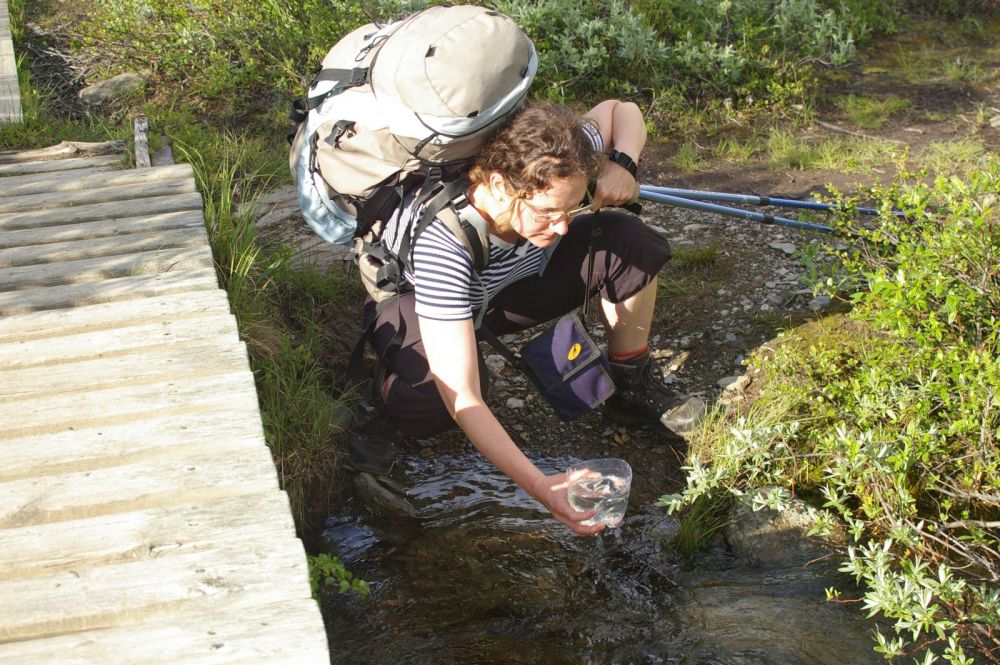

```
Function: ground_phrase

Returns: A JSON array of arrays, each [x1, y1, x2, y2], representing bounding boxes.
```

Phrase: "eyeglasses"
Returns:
[[519, 191, 593, 226]]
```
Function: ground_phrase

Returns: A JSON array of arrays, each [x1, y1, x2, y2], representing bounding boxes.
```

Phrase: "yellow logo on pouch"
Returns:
[[567, 343, 582, 361]]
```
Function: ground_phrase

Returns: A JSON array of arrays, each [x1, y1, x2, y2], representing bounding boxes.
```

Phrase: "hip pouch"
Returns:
[[517, 313, 615, 421]]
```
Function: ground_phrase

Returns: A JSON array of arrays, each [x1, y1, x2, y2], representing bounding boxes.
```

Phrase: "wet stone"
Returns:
[[725, 488, 847, 567]]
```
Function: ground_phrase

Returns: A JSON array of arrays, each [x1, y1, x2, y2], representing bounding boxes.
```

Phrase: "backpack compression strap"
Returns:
[[288, 67, 370, 126]]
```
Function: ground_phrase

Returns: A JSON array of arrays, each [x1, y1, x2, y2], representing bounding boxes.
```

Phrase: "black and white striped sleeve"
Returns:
[[581, 120, 604, 151], [411, 219, 476, 321]]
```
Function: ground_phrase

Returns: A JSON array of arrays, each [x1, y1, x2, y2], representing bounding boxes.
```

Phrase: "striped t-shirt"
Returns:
[[381, 123, 604, 322]]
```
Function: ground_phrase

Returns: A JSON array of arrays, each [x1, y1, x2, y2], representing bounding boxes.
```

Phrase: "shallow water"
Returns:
[[320, 453, 880, 665]]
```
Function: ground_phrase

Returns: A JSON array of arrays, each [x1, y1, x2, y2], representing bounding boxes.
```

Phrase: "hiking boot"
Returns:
[[353, 471, 417, 517], [343, 363, 398, 476], [344, 428, 400, 476], [604, 352, 706, 437]]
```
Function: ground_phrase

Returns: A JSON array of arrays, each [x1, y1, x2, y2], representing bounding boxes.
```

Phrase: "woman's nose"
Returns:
[[549, 217, 570, 235]]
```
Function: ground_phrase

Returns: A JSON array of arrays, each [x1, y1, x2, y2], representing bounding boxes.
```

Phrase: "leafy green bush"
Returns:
[[59, 0, 404, 125], [308, 553, 369, 598], [628, 0, 867, 105], [495, 0, 668, 101], [662, 156, 1000, 663], [49, 0, 900, 130]]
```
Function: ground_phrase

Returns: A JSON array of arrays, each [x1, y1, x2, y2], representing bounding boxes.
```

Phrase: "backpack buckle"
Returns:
[[349, 67, 369, 86]]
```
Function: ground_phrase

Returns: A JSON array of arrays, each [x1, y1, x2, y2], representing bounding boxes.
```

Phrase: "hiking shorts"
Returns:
[[364, 209, 671, 438]]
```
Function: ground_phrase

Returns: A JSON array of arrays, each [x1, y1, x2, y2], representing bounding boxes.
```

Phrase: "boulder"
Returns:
[[725, 487, 847, 567], [79, 73, 144, 105]]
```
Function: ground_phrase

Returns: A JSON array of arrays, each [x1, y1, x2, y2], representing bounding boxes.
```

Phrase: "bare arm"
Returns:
[[418, 315, 604, 536], [584, 99, 647, 209]]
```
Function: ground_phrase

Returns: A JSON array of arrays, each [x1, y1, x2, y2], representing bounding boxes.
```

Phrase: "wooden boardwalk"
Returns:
[[0, 143, 329, 663], [0, 0, 21, 125]]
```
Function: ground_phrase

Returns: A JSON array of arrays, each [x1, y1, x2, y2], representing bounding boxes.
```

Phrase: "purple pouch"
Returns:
[[518, 313, 616, 421]]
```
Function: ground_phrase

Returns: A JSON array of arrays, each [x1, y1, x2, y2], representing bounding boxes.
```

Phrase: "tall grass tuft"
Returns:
[[834, 94, 911, 129], [173, 133, 354, 528]]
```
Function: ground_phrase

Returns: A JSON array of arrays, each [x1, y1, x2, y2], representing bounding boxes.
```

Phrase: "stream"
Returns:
[[318, 452, 881, 664]]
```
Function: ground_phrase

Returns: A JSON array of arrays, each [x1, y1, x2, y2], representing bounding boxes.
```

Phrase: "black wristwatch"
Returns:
[[608, 149, 638, 180]]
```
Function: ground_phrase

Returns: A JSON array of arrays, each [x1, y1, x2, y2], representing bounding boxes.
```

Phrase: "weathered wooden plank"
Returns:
[[0, 191, 203, 230], [0, 244, 215, 290], [0, 289, 229, 342], [0, 140, 125, 164], [0, 209, 205, 249], [0, 538, 311, 642], [0, 10, 18, 127], [0, 339, 249, 401], [0, 224, 208, 268], [134, 115, 151, 168], [0, 404, 266, 481], [0, 492, 293, 580], [0, 89, 18, 126], [0, 311, 238, 369], [0, 165, 126, 195], [0, 177, 197, 214], [0, 154, 122, 176], [0, 444, 280, 529], [0, 267, 220, 315], [0, 85, 18, 127], [0, 162, 192, 197], [0, 599, 329, 665], [0, 369, 257, 439]]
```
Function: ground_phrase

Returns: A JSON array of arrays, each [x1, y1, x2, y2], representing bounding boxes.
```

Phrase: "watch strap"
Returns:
[[607, 149, 638, 179]]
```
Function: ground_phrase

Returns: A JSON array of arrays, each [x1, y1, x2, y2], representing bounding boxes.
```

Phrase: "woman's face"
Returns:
[[507, 175, 590, 248]]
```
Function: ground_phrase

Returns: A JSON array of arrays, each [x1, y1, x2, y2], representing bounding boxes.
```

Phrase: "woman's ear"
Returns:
[[488, 173, 515, 203]]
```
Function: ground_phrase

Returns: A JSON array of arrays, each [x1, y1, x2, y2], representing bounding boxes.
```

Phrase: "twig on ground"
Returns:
[[815, 119, 905, 145]]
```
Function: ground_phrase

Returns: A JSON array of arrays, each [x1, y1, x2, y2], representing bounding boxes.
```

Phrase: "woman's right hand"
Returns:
[[531, 471, 606, 537]]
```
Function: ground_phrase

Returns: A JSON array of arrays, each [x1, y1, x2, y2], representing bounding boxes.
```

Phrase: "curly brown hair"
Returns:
[[467, 103, 604, 197]]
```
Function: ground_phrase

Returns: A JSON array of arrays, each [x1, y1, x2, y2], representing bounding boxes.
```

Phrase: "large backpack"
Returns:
[[289, 4, 538, 291]]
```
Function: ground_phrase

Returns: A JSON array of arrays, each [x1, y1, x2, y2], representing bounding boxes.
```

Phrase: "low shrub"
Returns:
[[662, 155, 1000, 663], [41, 0, 911, 131]]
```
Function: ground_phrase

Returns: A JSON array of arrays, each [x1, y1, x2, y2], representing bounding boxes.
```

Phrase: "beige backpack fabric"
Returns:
[[289, 5, 538, 247]]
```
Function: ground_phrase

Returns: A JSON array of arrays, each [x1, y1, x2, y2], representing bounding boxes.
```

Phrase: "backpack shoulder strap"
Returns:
[[439, 192, 490, 273], [397, 176, 489, 274]]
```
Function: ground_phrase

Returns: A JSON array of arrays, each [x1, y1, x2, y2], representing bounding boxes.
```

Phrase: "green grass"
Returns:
[[917, 138, 989, 174], [834, 94, 911, 129], [921, 110, 950, 122], [762, 130, 986, 182], [671, 243, 720, 271], [766, 129, 820, 170], [0, 55, 128, 150], [672, 493, 733, 558], [671, 139, 704, 172], [813, 137, 902, 173], [943, 56, 986, 83], [166, 130, 359, 526], [657, 244, 723, 302], [711, 135, 764, 163]]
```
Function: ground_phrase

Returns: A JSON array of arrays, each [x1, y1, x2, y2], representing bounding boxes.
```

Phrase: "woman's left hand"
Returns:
[[592, 160, 640, 210]]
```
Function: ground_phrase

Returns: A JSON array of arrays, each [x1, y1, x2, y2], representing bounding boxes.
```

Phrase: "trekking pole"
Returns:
[[637, 189, 838, 234], [639, 185, 893, 217]]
